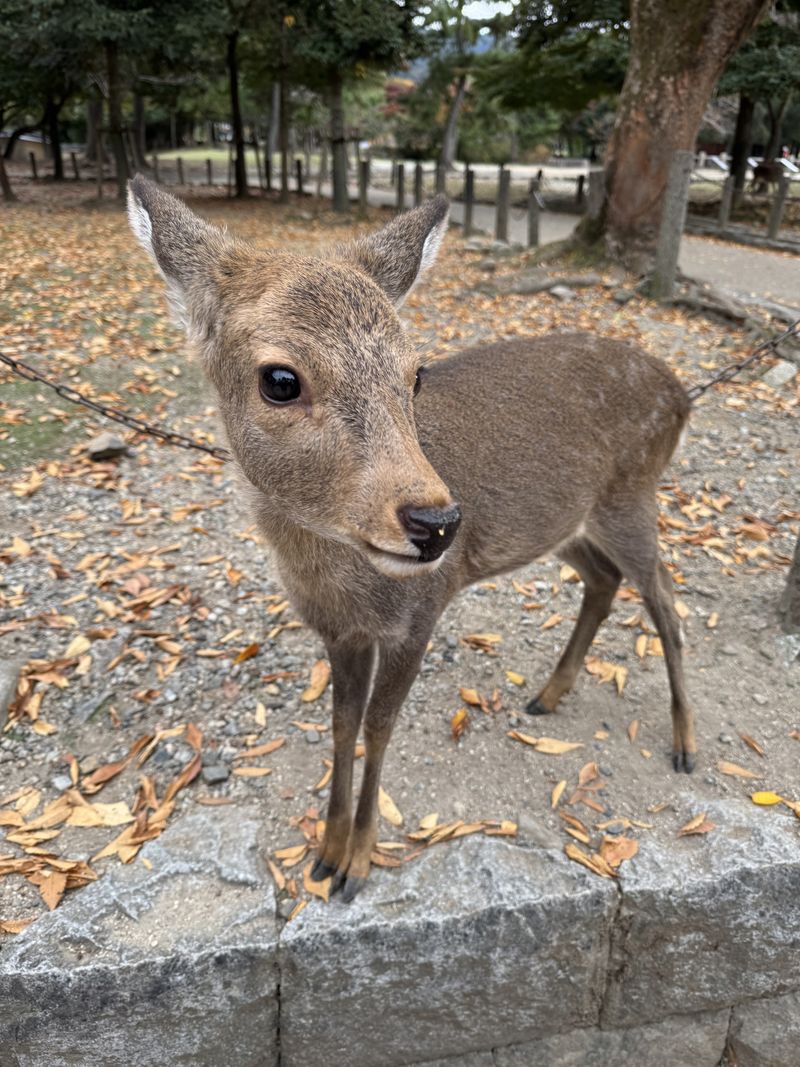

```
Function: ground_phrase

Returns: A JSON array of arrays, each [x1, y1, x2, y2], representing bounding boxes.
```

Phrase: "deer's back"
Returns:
[[416, 333, 689, 581]]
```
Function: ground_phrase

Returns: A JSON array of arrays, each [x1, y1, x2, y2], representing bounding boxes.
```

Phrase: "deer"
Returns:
[[750, 159, 784, 195], [127, 175, 695, 902]]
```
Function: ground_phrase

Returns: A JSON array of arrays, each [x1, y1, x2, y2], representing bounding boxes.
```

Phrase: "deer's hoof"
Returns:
[[524, 697, 552, 716], [310, 856, 338, 882], [672, 751, 696, 774], [340, 875, 367, 903]]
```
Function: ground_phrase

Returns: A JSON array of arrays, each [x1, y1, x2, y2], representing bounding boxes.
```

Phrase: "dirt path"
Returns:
[[1, 185, 798, 931]]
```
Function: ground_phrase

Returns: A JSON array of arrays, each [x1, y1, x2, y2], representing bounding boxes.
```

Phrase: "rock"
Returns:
[[517, 814, 562, 850], [728, 989, 800, 1067], [304, 729, 321, 744], [494, 1008, 730, 1067], [201, 764, 230, 785], [602, 796, 800, 1027], [477, 258, 497, 272], [86, 431, 128, 461], [550, 285, 577, 301], [0, 660, 20, 731], [73, 689, 114, 725], [50, 774, 72, 793], [612, 288, 635, 304], [280, 837, 616, 1065], [718, 733, 734, 744], [0, 807, 278, 1067], [505, 276, 554, 295], [761, 359, 797, 389]]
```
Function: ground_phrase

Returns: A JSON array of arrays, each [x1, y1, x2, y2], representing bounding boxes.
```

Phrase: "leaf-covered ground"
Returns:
[[1, 182, 798, 931]]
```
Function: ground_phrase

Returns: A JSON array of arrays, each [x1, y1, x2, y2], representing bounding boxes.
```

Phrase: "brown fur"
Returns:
[[128, 176, 696, 901]]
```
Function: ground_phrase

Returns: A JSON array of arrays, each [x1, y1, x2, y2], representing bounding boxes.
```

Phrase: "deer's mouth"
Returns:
[[360, 540, 445, 578]]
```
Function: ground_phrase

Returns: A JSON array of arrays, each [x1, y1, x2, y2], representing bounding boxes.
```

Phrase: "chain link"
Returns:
[[0, 352, 230, 461], [2, 321, 798, 456]]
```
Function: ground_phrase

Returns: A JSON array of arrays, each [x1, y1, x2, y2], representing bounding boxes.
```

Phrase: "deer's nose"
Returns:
[[398, 503, 461, 562]]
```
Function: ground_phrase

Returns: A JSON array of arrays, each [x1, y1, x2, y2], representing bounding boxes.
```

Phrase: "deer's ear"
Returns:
[[127, 175, 231, 341], [339, 195, 449, 307]]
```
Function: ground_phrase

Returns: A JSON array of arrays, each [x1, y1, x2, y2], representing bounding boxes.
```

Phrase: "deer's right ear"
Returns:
[[127, 175, 230, 342]]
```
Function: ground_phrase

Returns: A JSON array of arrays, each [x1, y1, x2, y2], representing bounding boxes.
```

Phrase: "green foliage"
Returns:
[[720, 1, 800, 104]]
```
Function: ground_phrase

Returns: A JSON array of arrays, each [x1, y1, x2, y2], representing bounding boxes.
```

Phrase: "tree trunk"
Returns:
[[268, 82, 280, 157], [85, 96, 105, 164], [730, 93, 755, 199], [329, 71, 348, 213], [782, 535, 800, 633], [3, 123, 38, 161], [105, 40, 130, 198], [440, 72, 467, 171], [583, 0, 769, 269], [44, 96, 65, 180], [132, 91, 148, 168], [764, 92, 792, 161], [279, 77, 290, 203], [0, 152, 15, 200], [227, 30, 248, 198]]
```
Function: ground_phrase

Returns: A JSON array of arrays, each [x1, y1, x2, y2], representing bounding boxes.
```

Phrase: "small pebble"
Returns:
[[201, 765, 230, 785], [305, 729, 321, 744]]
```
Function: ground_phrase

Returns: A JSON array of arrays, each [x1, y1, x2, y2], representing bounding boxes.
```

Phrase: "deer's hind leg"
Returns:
[[526, 540, 621, 717], [590, 502, 697, 774]]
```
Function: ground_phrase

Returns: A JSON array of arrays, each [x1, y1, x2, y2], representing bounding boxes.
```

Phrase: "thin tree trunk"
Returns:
[[132, 91, 148, 168], [584, 0, 769, 269], [329, 71, 348, 213], [782, 535, 800, 633], [169, 111, 177, 149], [268, 82, 280, 157], [105, 40, 130, 198], [730, 93, 755, 198], [440, 73, 467, 171], [227, 30, 249, 198], [44, 95, 65, 180], [3, 123, 39, 161], [279, 77, 290, 203], [764, 92, 792, 161], [85, 96, 105, 163], [0, 152, 15, 200]]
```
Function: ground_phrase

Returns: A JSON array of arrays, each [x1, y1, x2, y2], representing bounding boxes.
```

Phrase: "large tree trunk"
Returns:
[[764, 92, 792, 161], [85, 96, 105, 164], [328, 71, 348, 213], [730, 93, 755, 199], [0, 152, 15, 200], [227, 31, 249, 198], [441, 73, 467, 171], [585, 0, 769, 268], [105, 40, 130, 198], [279, 76, 290, 203]]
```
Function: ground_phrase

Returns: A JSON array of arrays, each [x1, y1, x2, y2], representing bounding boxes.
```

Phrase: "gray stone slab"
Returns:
[[0, 806, 278, 1067], [728, 990, 800, 1067], [603, 797, 800, 1027], [280, 837, 617, 1067], [494, 1008, 730, 1066], [417, 1054, 495, 1067]]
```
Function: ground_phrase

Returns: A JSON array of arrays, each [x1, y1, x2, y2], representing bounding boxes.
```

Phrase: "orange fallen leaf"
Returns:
[[303, 860, 331, 902], [378, 787, 403, 827], [718, 760, 760, 780], [739, 733, 765, 757], [301, 660, 331, 702], [551, 780, 567, 808], [678, 813, 716, 836], [450, 707, 469, 742]]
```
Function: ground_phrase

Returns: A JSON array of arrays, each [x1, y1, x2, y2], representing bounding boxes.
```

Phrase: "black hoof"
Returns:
[[341, 876, 366, 904], [672, 751, 696, 774], [524, 697, 552, 717], [329, 868, 347, 895], [310, 857, 337, 882]]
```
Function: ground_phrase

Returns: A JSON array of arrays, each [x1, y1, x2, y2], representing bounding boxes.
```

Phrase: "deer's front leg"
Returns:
[[311, 641, 376, 883], [337, 637, 430, 903]]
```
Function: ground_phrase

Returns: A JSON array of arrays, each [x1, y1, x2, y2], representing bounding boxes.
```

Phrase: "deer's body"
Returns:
[[128, 177, 696, 901]]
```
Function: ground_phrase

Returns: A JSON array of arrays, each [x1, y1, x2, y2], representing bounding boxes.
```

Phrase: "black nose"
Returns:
[[397, 503, 462, 562]]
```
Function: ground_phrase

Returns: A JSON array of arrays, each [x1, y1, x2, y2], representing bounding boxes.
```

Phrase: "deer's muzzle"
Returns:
[[398, 503, 462, 562]]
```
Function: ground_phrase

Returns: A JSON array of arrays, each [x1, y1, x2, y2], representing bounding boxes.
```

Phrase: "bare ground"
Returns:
[[1, 183, 798, 930]]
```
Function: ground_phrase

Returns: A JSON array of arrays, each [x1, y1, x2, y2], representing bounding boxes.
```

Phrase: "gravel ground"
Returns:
[[1, 185, 798, 930]]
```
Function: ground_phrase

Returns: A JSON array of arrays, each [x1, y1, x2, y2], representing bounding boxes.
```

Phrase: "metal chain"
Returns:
[[685, 318, 800, 401], [2, 320, 798, 454], [0, 351, 230, 461]]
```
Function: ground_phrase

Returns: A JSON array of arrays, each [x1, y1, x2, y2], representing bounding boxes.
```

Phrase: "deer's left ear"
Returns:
[[338, 195, 449, 307]]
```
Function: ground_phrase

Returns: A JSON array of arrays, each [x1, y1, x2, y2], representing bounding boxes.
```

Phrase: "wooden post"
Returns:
[[576, 174, 585, 208], [390, 160, 397, 187], [29, 152, 38, 180], [358, 159, 369, 217], [495, 165, 510, 242], [414, 162, 423, 207], [295, 158, 303, 196], [651, 149, 694, 301], [464, 167, 475, 237], [152, 155, 160, 183], [396, 162, 405, 212], [718, 175, 734, 229], [206, 158, 213, 186], [70, 152, 80, 181], [176, 156, 184, 185], [587, 170, 604, 219], [767, 173, 791, 240], [527, 178, 540, 248], [435, 161, 446, 195]]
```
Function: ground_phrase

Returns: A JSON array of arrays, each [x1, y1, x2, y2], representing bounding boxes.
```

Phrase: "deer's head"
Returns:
[[127, 176, 460, 577]]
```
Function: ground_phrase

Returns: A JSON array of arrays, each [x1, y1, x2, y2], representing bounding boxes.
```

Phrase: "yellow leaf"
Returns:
[[459, 687, 482, 706], [551, 780, 567, 808], [378, 787, 403, 826], [750, 791, 783, 806], [534, 737, 584, 755], [707, 612, 719, 629], [232, 766, 272, 777], [301, 659, 331, 703], [419, 812, 439, 830], [450, 706, 469, 741], [505, 671, 525, 686], [541, 613, 562, 630], [635, 634, 648, 659], [32, 721, 57, 736], [64, 634, 91, 658]]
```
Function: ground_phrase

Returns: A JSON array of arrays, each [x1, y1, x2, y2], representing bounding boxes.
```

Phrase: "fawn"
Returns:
[[127, 175, 695, 901]]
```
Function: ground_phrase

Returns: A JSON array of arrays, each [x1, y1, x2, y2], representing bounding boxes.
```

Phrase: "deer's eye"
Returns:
[[413, 367, 425, 397], [259, 365, 301, 404]]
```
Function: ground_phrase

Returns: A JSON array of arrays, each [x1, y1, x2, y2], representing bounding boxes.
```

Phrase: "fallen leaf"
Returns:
[[718, 760, 760, 780], [303, 860, 331, 902], [301, 660, 331, 702], [39, 870, 68, 910], [551, 780, 567, 808], [378, 787, 403, 827], [599, 835, 639, 868], [450, 707, 469, 742], [739, 733, 765, 757], [233, 642, 260, 665], [627, 720, 639, 744], [678, 813, 716, 836], [750, 791, 783, 806], [505, 671, 526, 686], [235, 738, 285, 759], [564, 842, 617, 879], [232, 767, 272, 777], [459, 687, 482, 706]]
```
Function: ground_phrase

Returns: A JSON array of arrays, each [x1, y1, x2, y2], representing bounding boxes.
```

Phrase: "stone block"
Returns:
[[728, 990, 800, 1067], [280, 837, 617, 1067], [0, 807, 278, 1067]]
